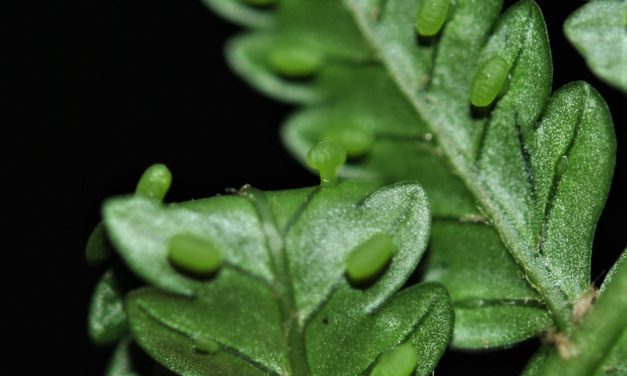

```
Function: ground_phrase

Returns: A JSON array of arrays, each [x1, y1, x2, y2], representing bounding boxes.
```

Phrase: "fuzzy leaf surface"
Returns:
[[535, 250, 627, 376], [564, 0, 627, 92], [105, 337, 142, 376], [211, 0, 616, 347], [424, 221, 551, 348], [88, 268, 128, 345], [105, 182, 454, 375]]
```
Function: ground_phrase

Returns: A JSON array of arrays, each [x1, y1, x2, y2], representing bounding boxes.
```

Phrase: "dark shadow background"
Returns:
[[23, 0, 625, 374]]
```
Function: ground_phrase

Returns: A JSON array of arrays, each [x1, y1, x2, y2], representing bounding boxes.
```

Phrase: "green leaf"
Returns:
[[600, 249, 626, 295], [535, 250, 627, 376], [105, 337, 142, 376], [424, 221, 551, 348], [86, 222, 114, 266], [522, 251, 627, 375], [348, 0, 615, 336], [126, 272, 285, 376], [564, 0, 627, 92], [280, 65, 478, 219], [104, 193, 272, 296], [87, 164, 172, 267], [213, 0, 616, 348], [223, 0, 371, 104], [305, 282, 453, 376], [106, 181, 453, 375], [88, 269, 128, 345], [523, 330, 627, 376], [226, 32, 371, 104], [521, 346, 551, 376], [201, 0, 275, 28], [596, 331, 627, 376]]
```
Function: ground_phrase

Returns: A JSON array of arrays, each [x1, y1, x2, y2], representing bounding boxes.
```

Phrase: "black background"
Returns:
[[23, 0, 625, 374]]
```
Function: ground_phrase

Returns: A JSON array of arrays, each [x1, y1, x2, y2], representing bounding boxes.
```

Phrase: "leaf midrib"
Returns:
[[136, 300, 282, 376], [237, 183, 427, 375], [359, 299, 436, 376], [453, 297, 546, 309], [239, 186, 312, 376], [342, 0, 573, 331]]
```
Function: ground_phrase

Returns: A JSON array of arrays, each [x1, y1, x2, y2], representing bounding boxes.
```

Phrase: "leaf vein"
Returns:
[[136, 302, 280, 376], [514, 112, 538, 199]]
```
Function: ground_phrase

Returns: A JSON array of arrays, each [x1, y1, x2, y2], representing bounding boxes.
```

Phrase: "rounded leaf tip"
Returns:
[[135, 163, 172, 201], [306, 141, 346, 186], [167, 234, 223, 278], [85, 222, 112, 266]]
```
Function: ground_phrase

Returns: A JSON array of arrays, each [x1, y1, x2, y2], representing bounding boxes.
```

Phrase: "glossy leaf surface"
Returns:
[[105, 182, 454, 375]]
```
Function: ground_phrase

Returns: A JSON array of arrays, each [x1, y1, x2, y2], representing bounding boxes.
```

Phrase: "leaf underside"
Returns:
[[205, 0, 616, 349], [105, 181, 454, 375]]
